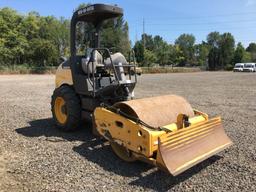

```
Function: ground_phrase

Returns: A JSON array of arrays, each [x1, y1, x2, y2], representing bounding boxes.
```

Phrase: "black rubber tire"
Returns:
[[51, 86, 81, 131]]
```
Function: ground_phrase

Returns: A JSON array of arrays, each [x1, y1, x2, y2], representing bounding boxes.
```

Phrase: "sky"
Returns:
[[1, 0, 256, 47]]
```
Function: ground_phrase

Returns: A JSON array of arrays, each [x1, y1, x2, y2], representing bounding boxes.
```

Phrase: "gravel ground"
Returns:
[[0, 72, 255, 192]]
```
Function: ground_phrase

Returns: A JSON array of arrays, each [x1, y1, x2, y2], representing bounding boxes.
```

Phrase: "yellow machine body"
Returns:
[[94, 95, 233, 176], [54, 66, 233, 176], [51, 3, 232, 177], [55, 64, 73, 88]]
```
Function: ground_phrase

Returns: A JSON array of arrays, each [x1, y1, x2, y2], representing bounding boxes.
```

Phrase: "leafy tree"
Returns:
[[143, 49, 156, 67], [21, 12, 40, 40], [207, 32, 235, 70], [207, 32, 221, 47], [233, 43, 245, 64], [152, 36, 171, 66], [119, 21, 131, 56], [155, 42, 170, 66], [207, 32, 221, 70], [246, 43, 256, 52], [170, 45, 185, 65], [29, 39, 58, 66], [219, 33, 235, 68], [208, 47, 219, 70], [39, 16, 70, 56], [243, 52, 252, 62], [133, 41, 144, 64], [0, 7, 69, 66], [175, 34, 196, 65], [153, 35, 165, 50], [133, 34, 154, 65], [141, 34, 154, 51], [233, 42, 252, 64], [195, 43, 210, 66], [101, 17, 131, 56], [246, 43, 256, 62], [0, 8, 22, 33]]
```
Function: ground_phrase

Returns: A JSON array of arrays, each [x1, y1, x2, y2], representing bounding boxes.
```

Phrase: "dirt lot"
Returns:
[[0, 72, 255, 192]]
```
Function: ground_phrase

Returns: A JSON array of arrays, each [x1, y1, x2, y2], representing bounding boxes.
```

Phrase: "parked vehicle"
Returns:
[[233, 63, 244, 72], [243, 63, 256, 72]]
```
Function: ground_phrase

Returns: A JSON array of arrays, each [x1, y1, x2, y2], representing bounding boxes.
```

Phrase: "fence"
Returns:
[[141, 66, 201, 74]]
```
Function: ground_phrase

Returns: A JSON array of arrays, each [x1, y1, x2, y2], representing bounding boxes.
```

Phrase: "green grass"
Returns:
[[0, 65, 57, 74]]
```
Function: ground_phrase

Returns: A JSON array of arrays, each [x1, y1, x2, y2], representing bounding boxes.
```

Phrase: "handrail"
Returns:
[[86, 48, 137, 97]]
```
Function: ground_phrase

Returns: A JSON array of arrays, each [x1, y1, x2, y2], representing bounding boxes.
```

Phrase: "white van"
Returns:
[[233, 63, 244, 72], [243, 63, 256, 72]]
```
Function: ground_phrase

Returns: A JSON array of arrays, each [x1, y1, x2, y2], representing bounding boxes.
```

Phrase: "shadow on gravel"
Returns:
[[129, 155, 221, 191], [73, 142, 222, 190], [16, 118, 222, 191], [16, 118, 151, 177], [15, 118, 92, 142], [73, 142, 153, 177]]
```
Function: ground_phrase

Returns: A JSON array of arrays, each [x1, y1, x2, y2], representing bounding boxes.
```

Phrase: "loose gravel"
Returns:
[[0, 72, 255, 192]]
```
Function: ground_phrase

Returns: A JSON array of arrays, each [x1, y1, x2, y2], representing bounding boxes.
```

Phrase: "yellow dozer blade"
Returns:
[[156, 117, 232, 176], [94, 95, 233, 176]]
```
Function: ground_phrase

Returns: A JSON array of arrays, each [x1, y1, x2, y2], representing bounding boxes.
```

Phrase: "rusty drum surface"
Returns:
[[114, 95, 194, 127]]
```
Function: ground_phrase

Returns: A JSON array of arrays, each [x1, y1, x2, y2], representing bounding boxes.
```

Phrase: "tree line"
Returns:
[[0, 6, 130, 68], [134, 33, 256, 70], [0, 7, 69, 67], [1, 6, 256, 70]]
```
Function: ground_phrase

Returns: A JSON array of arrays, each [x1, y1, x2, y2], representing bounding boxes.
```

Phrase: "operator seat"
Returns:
[[81, 49, 103, 74]]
